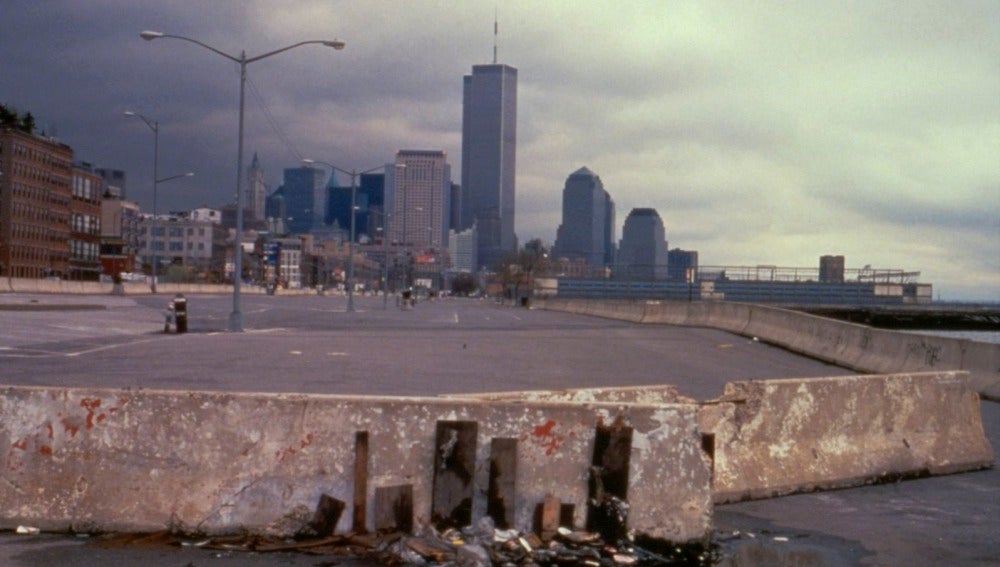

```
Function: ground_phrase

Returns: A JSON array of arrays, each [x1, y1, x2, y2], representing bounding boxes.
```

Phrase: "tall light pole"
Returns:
[[141, 30, 345, 331], [369, 209, 393, 309], [124, 111, 194, 293], [302, 160, 399, 312]]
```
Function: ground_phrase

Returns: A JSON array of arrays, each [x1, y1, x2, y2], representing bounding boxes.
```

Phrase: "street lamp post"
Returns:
[[302, 160, 398, 312], [141, 30, 345, 331], [124, 111, 194, 293], [370, 212, 392, 309]]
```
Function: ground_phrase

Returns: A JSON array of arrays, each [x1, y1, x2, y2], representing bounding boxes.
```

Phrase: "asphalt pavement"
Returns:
[[0, 292, 996, 566]]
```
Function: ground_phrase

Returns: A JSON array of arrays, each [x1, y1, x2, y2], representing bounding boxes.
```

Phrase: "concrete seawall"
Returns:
[[700, 372, 994, 503], [0, 386, 711, 543], [535, 298, 1000, 400], [453, 372, 994, 504]]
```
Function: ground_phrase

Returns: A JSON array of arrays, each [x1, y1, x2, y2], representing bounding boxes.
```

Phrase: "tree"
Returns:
[[19, 112, 35, 134], [0, 104, 35, 133], [450, 272, 477, 296], [0, 104, 17, 127], [495, 240, 550, 305]]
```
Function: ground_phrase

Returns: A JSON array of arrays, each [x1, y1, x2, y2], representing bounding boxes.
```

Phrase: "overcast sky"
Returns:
[[2, 1, 997, 300]]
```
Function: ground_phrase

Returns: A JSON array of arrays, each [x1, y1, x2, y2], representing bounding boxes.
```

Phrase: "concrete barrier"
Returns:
[[699, 371, 995, 504], [533, 299, 1000, 399], [457, 371, 995, 505], [450, 384, 694, 404], [0, 386, 711, 543]]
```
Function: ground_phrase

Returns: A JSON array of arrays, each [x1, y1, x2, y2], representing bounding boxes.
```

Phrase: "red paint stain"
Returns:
[[526, 419, 565, 456], [97, 414, 107, 424], [299, 433, 314, 448], [61, 419, 80, 438], [44, 422, 54, 440], [533, 420, 557, 438], [38, 445, 53, 456], [12, 438, 28, 451], [81, 398, 102, 429]]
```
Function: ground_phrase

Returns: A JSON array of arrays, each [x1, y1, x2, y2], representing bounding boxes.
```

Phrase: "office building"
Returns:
[[328, 171, 387, 242], [137, 208, 227, 280], [461, 63, 517, 269], [268, 166, 324, 235], [552, 167, 615, 268], [0, 126, 73, 278], [667, 248, 699, 281], [100, 196, 141, 277], [448, 224, 478, 274], [616, 208, 669, 280], [389, 150, 451, 252], [69, 164, 103, 280]]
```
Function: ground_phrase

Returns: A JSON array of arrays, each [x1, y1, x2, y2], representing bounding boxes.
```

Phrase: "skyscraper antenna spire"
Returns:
[[493, 6, 498, 64]]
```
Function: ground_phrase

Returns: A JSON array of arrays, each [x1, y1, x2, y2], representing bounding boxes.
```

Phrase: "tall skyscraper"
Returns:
[[272, 166, 323, 235], [461, 63, 517, 270], [552, 167, 615, 267], [616, 208, 669, 280], [246, 153, 266, 221], [328, 171, 386, 242], [389, 150, 451, 251]]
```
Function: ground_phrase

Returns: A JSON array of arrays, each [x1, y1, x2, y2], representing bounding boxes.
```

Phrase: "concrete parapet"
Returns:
[[0, 386, 711, 543], [701, 371, 995, 504], [533, 299, 1000, 399], [8, 278, 113, 295], [450, 384, 694, 405]]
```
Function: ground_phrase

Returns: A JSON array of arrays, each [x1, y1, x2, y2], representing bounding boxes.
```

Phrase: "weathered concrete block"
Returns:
[[450, 384, 693, 405], [701, 371, 995, 503], [0, 386, 711, 543]]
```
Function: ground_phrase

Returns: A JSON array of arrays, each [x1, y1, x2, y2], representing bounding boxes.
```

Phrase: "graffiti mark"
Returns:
[[522, 419, 565, 457]]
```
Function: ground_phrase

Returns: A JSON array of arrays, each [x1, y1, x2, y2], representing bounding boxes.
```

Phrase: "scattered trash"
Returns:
[[76, 523, 716, 566], [16, 526, 40, 535]]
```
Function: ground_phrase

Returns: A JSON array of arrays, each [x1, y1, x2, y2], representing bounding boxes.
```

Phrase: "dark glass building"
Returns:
[[461, 63, 517, 270], [552, 167, 615, 268], [616, 208, 669, 280], [327, 172, 386, 241]]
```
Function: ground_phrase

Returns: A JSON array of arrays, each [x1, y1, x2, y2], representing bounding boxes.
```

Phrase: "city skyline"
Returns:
[[1, 1, 997, 299]]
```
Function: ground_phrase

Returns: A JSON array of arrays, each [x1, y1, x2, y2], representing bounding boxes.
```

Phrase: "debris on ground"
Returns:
[[87, 518, 717, 566], [15, 526, 40, 535]]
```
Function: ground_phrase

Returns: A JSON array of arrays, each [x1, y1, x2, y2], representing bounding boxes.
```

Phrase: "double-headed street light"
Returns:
[[302, 160, 400, 312], [141, 30, 345, 331], [124, 110, 194, 293]]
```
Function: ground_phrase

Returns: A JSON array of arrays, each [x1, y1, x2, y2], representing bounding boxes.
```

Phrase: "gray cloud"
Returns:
[[1, 0, 997, 299]]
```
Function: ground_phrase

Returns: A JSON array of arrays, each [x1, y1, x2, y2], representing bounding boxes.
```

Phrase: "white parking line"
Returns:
[[65, 337, 165, 357]]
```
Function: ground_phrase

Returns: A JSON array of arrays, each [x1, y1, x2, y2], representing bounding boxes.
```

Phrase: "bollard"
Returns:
[[173, 293, 188, 333]]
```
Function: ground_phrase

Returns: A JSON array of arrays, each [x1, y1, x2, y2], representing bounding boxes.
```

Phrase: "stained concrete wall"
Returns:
[[534, 298, 1000, 400], [0, 386, 711, 543], [700, 371, 995, 503], [449, 384, 694, 404], [468, 372, 995, 505]]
